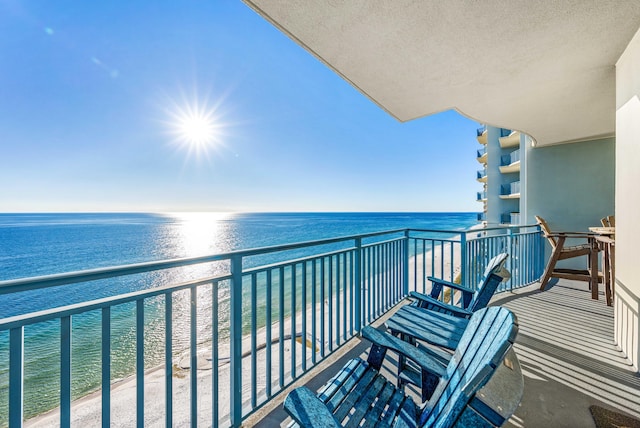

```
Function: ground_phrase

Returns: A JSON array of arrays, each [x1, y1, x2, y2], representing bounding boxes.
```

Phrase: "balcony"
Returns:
[[500, 181, 521, 199], [499, 130, 521, 148], [476, 146, 487, 164], [253, 279, 639, 427], [500, 212, 520, 225], [476, 125, 487, 145], [4, 226, 638, 427], [477, 190, 487, 201], [477, 212, 486, 222], [0, 226, 545, 427], [476, 169, 487, 183], [499, 149, 521, 173]]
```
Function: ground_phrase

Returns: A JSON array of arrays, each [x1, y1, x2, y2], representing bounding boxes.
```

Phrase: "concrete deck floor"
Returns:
[[248, 279, 640, 427]]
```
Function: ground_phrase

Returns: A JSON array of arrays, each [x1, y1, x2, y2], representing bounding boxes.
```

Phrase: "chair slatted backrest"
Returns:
[[535, 215, 557, 249], [468, 253, 509, 311], [419, 307, 518, 428]]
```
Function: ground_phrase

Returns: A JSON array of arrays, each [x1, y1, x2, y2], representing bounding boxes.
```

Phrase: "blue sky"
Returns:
[[0, 1, 481, 213]]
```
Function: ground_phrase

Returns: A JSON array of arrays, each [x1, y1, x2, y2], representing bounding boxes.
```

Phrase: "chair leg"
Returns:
[[590, 240, 599, 300], [540, 247, 562, 291], [603, 244, 612, 306]]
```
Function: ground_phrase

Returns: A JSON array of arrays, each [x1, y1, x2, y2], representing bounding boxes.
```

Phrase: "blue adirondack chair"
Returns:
[[284, 307, 522, 428], [386, 253, 510, 351], [385, 253, 510, 399], [411, 252, 509, 315]]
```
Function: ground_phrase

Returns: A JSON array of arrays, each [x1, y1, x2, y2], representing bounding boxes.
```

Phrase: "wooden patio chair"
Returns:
[[535, 216, 600, 295], [600, 215, 615, 227], [284, 307, 522, 427]]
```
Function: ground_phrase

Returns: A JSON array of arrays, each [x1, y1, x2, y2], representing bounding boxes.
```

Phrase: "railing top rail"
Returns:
[[0, 273, 232, 331], [0, 224, 541, 296]]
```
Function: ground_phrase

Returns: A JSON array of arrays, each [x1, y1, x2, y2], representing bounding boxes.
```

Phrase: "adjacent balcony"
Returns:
[[500, 212, 521, 225], [499, 149, 521, 173], [477, 190, 487, 202], [476, 169, 487, 183], [477, 212, 486, 222], [476, 125, 487, 145], [500, 181, 521, 199], [476, 146, 487, 164], [499, 130, 521, 148]]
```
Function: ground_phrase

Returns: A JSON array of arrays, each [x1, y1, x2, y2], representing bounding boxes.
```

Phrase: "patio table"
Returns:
[[589, 227, 615, 306]]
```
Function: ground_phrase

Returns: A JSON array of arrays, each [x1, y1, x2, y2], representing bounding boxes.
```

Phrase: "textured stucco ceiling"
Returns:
[[244, 0, 640, 146]]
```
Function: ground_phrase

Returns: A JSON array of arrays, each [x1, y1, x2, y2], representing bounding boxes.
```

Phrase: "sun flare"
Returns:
[[166, 94, 227, 159], [177, 112, 217, 146]]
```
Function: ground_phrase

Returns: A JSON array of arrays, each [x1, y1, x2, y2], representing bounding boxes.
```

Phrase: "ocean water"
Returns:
[[0, 212, 476, 421]]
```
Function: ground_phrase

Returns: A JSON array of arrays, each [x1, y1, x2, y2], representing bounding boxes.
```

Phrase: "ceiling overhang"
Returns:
[[243, 1, 640, 146]]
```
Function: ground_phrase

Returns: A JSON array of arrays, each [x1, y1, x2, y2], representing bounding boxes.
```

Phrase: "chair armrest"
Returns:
[[362, 326, 447, 377], [427, 277, 474, 294], [408, 291, 473, 318], [284, 387, 342, 428], [547, 232, 597, 239]]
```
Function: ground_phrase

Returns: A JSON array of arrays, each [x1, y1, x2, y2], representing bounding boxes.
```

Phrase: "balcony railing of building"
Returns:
[[500, 181, 521, 198], [0, 226, 543, 428], [476, 125, 488, 145], [500, 128, 513, 137], [477, 212, 486, 222], [501, 150, 520, 166], [476, 146, 487, 163], [500, 212, 520, 225], [499, 130, 521, 149], [477, 190, 487, 201], [476, 169, 487, 182]]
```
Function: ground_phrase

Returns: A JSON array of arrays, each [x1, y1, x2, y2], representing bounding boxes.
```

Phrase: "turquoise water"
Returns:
[[0, 212, 476, 421]]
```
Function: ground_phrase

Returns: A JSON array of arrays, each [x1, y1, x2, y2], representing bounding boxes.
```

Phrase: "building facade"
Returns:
[[476, 125, 528, 227]]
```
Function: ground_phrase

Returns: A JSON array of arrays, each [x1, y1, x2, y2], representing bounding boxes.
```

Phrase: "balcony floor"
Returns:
[[249, 279, 640, 428]]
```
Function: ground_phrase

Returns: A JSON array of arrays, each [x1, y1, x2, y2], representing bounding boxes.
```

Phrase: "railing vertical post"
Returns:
[[460, 232, 468, 287], [165, 293, 173, 428], [136, 300, 145, 427], [230, 255, 243, 428], [60, 316, 72, 428], [403, 230, 409, 297], [354, 237, 362, 332], [9, 327, 24, 428], [102, 307, 111, 427], [507, 228, 514, 291]]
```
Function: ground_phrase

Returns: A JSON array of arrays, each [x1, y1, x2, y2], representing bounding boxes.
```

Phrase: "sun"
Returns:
[[177, 112, 217, 147], [166, 95, 226, 159]]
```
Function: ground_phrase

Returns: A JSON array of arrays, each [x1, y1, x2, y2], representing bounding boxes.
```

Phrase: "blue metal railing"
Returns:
[[464, 225, 543, 292], [0, 226, 543, 427], [500, 128, 513, 138], [500, 149, 520, 166], [476, 147, 487, 158], [476, 125, 486, 137], [477, 212, 486, 222], [477, 169, 487, 180], [477, 190, 487, 201], [501, 181, 520, 196], [500, 212, 520, 225]]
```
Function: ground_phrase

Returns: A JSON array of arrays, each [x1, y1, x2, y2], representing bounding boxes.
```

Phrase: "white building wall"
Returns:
[[615, 27, 640, 372]]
